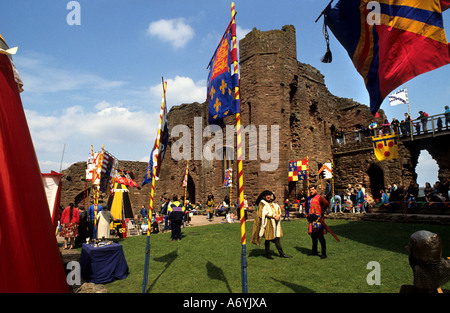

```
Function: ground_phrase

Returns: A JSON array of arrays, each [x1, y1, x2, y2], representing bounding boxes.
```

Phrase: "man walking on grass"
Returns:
[[307, 185, 330, 259]]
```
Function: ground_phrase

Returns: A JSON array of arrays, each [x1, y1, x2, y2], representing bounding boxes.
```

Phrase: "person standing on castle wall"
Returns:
[[382, 119, 391, 134], [414, 122, 421, 135], [369, 119, 378, 137], [418, 111, 429, 133], [251, 190, 292, 259], [306, 185, 330, 259], [391, 117, 400, 135], [445, 105, 450, 129], [404, 113, 412, 135], [335, 128, 344, 145], [400, 120, 408, 136]]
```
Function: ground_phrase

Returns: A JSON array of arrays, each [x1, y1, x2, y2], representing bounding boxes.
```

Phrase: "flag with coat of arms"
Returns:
[[207, 21, 239, 125], [372, 133, 400, 161], [289, 159, 308, 181]]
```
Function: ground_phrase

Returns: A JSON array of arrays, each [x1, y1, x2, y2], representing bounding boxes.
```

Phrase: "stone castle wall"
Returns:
[[61, 25, 411, 213]]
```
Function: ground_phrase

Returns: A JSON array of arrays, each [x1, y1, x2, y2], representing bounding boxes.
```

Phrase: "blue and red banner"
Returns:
[[289, 159, 308, 182], [324, 0, 450, 114], [223, 168, 233, 187], [207, 22, 239, 124]]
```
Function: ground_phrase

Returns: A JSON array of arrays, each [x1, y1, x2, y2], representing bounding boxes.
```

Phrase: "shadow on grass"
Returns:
[[145, 249, 178, 293], [206, 261, 232, 293], [271, 277, 315, 293], [294, 246, 312, 255], [326, 219, 450, 255]]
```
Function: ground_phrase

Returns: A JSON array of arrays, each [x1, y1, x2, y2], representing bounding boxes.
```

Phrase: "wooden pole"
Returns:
[[184, 160, 189, 206], [405, 85, 413, 141], [231, 2, 247, 293], [142, 78, 167, 293]]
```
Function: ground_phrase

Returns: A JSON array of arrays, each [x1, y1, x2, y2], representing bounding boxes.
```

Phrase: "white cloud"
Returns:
[[416, 150, 438, 187], [149, 76, 206, 107], [25, 101, 160, 172], [236, 25, 251, 42], [14, 54, 126, 94], [147, 18, 195, 49]]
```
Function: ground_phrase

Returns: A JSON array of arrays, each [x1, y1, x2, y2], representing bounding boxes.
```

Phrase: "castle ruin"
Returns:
[[61, 25, 419, 212]]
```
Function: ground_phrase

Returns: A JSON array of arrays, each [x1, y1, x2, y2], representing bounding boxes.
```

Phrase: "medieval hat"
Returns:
[[255, 190, 275, 206]]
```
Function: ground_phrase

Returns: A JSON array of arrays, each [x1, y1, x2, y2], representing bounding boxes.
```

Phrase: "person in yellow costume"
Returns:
[[251, 190, 292, 259]]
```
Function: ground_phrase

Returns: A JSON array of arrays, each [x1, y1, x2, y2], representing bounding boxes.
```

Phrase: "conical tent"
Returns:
[[107, 182, 134, 221], [0, 36, 68, 292]]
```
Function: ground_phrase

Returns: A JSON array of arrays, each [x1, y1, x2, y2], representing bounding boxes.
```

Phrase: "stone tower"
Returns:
[[62, 25, 417, 212]]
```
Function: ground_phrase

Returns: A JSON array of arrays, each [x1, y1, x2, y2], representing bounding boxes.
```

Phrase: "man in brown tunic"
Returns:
[[251, 190, 292, 259]]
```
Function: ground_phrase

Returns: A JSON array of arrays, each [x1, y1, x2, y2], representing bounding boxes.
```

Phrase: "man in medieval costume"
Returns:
[[307, 185, 330, 259], [251, 190, 292, 259]]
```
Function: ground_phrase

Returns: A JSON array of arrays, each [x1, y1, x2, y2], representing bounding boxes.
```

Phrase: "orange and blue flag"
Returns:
[[324, 0, 450, 114], [207, 22, 239, 124]]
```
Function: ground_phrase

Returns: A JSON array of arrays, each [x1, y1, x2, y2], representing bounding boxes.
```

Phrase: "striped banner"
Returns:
[[231, 2, 247, 293]]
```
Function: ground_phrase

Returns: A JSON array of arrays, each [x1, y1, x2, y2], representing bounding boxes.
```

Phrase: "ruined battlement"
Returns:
[[62, 25, 425, 212]]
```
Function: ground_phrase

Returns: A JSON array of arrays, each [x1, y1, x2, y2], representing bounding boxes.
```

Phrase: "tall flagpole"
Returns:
[[184, 160, 189, 207], [142, 77, 167, 293], [405, 85, 413, 141], [307, 156, 310, 197], [231, 2, 248, 293], [92, 144, 104, 240]]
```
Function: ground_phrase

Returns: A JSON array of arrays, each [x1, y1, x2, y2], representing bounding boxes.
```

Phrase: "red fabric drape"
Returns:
[[0, 54, 69, 292]]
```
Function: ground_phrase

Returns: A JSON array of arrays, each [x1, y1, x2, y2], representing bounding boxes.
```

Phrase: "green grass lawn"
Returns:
[[105, 218, 450, 293]]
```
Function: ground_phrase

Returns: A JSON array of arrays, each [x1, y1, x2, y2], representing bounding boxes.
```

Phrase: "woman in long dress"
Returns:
[[60, 203, 80, 249], [97, 205, 114, 239]]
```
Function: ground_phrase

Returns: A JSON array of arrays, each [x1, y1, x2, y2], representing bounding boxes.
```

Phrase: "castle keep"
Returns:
[[62, 25, 417, 211]]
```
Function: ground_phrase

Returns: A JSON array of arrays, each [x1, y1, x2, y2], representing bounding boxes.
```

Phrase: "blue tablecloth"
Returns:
[[80, 242, 129, 284]]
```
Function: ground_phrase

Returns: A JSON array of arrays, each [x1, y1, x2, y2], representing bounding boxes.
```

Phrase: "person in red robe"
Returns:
[[307, 185, 330, 259]]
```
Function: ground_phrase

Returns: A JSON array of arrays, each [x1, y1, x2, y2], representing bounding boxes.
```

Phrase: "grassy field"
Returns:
[[104, 218, 450, 293]]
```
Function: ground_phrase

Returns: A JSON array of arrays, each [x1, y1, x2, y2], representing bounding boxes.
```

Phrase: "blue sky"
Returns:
[[1, 0, 448, 187]]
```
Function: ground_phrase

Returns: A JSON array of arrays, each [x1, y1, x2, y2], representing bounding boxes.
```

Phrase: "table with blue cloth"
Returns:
[[80, 242, 129, 284]]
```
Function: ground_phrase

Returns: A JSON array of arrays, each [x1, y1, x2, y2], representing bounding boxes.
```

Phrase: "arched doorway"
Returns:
[[367, 163, 385, 199]]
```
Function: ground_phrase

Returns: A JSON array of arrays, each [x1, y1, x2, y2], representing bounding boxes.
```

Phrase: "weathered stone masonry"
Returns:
[[62, 25, 420, 214]]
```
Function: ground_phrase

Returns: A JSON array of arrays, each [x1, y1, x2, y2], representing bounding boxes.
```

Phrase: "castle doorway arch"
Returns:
[[186, 174, 196, 204], [367, 163, 385, 199]]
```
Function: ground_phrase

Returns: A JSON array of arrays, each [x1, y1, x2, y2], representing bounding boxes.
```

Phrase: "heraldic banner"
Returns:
[[372, 133, 400, 161]]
